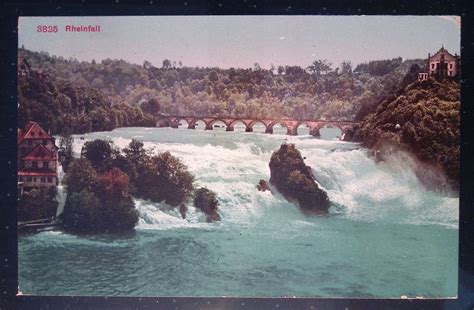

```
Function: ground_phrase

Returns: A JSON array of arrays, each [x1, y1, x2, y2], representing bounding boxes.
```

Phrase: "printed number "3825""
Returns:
[[37, 25, 58, 33]]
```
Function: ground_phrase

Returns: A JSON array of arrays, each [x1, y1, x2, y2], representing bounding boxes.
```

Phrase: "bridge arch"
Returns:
[[228, 119, 254, 132], [188, 118, 210, 130], [295, 122, 311, 135], [174, 117, 192, 129], [266, 121, 291, 135], [208, 118, 230, 130], [316, 122, 347, 140]]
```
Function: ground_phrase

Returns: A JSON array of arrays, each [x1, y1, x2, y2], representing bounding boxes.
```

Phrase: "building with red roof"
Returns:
[[18, 121, 59, 189]]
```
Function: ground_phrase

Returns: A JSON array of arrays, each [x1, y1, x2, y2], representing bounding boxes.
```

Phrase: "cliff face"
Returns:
[[269, 144, 330, 213], [358, 77, 460, 190]]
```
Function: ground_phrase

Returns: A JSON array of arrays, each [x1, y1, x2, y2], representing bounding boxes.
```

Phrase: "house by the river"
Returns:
[[418, 46, 460, 81], [18, 121, 59, 192]]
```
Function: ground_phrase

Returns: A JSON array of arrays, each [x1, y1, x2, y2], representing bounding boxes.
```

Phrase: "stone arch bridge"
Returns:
[[157, 115, 358, 139]]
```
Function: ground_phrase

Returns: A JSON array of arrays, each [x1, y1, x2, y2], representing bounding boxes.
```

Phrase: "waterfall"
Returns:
[[55, 163, 66, 217]]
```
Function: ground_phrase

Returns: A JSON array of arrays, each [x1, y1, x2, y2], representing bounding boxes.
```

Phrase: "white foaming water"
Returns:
[[71, 127, 459, 230], [20, 127, 458, 298], [55, 164, 66, 217]]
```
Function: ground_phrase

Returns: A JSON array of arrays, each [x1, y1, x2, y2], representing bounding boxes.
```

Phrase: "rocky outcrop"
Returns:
[[257, 179, 272, 193], [193, 187, 221, 222], [179, 204, 187, 219], [358, 77, 460, 190], [269, 144, 330, 214], [342, 125, 362, 142]]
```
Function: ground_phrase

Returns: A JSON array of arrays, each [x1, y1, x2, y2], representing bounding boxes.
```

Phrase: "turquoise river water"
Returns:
[[18, 125, 459, 297]]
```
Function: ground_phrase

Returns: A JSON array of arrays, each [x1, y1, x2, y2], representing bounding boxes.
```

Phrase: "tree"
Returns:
[[194, 187, 218, 212], [270, 64, 276, 73], [62, 189, 102, 230], [307, 59, 332, 76], [81, 139, 114, 170], [96, 168, 130, 203], [162, 59, 172, 69], [341, 60, 352, 74], [18, 187, 58, 222], [59, 132, 74, 172], [141, 98, 161, 115], [143, 60, 152, 69], [208, 70, 219, 82], [123, 139, 147, 163], [64, 158, 98, 193], [277, 66, 285, 75], [62, 166, 138, 232], [142, 151, 194, 206]]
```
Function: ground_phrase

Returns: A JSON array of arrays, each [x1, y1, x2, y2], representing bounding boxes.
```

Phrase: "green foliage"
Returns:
[[307, 59, 333, 76], [193, 187, 221, 222], [194, 187, 219, 212], [62, 189, 102, 231], [62, 165, 138, 233], [140, 151, 195, 206], [64, 158, 97, 193], [359, 77, 460, 188], [59, 132, 74, 172], [140, 98, 161, 115], [269, 144, 330, 213], [18, 187, 58, 222], [81, 139, 114, 171], [18, 48, 425, 126], [62, 189, 139, 233], [354, 57, 403, 76]]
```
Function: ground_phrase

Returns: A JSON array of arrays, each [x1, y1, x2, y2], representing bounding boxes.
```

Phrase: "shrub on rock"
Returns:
[[193, 187, 221, 222], [269, 143, 330, 213], [62, 165, 138, 233], [140, 151, 195, 207]]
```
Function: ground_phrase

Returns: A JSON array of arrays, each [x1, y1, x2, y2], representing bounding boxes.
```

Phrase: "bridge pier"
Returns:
[[245, 126, 253, 133], [265, 127, 273, 134], [309, 128, 321, 137], [205, 124, 213, 130], [226, 126, 234, 132], [170, 124, 179, 129], [287, 127, 298, 136], [188, 124, 195, 129]]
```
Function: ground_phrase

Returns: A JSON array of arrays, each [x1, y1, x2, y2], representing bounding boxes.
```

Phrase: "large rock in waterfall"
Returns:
[[193, 187, 221, 222], [269, 144, 330, 214]]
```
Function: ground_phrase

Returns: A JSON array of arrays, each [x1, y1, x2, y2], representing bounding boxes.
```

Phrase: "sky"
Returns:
[[18, 16, 460, 69]]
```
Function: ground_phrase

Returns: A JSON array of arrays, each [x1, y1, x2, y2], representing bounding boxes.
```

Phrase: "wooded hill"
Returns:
[[359, 76, 460, 189], [18, 47, 424, 134]]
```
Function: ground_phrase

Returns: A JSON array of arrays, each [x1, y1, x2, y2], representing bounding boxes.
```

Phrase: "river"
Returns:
[[18, 125, 459, 297]]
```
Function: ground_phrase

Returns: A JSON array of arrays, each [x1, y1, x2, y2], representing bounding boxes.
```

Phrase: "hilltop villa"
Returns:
[[418, 46, 460, 81], [18, 121, 59, 190]]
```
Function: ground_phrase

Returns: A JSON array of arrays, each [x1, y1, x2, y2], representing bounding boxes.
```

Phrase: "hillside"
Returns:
[[18, 69, 155, 134], [18, 48, 424, 134], [358, 77, 460, 190]]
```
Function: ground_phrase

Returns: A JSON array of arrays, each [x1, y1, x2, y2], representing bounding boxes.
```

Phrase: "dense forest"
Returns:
[[18, 47, 424, 135]]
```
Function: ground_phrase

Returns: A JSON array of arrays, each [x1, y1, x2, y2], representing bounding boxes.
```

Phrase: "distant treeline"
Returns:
[[18, 48, 424, 134]]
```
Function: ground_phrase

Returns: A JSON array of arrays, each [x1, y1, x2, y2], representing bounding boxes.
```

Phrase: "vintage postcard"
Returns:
[[17, 16, 460, 298]]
